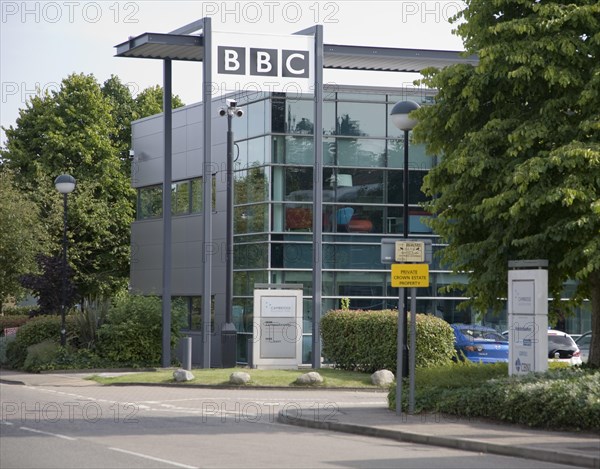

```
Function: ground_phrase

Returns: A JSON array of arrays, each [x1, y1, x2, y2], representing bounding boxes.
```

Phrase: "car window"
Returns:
[[460, 328, 507, 342], [576, 334, 591, 347], [548, 335, 576, 349]]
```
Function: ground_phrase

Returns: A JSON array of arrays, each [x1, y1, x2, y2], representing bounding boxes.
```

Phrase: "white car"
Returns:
[[547, 330, 582, 366], [503, 329, 583, 366], [575, 331, 591, 363]]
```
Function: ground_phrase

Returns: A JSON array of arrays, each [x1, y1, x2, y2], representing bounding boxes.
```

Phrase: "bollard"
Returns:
[[183, 336, 192, 370]]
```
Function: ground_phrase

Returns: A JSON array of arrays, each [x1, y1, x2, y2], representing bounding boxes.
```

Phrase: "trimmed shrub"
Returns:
[[0, 335, 16, 364], [1, 305, 39, 316], [23, 339, 61, 372], [97, 294, 186, 366], [415, 314, 456, 368], [5, 315, 79, 369], [388, 364, 600, 432], [0, 315, 29, 333], [321, 310, 454, 373]]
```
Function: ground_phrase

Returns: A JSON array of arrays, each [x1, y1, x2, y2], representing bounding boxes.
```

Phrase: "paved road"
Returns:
[[0, 381, 577, 468]]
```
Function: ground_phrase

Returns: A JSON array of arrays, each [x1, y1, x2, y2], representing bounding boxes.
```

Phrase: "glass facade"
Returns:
[[232, 88, 460, 363], [133, 86, 591, 365]]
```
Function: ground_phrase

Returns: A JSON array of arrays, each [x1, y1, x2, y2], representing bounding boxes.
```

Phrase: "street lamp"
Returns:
[[219, 99, 244, 368], [54, 174, 76, 347], [390, 100, 420, 381]]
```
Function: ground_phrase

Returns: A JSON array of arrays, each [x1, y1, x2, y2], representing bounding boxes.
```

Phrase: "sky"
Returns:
[[0, 0, 466, 146]]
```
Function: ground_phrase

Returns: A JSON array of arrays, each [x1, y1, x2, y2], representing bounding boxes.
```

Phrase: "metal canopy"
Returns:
[[323, 44, 478, 72], [115, 33, 203, 61], [115, 33, 477, 71]]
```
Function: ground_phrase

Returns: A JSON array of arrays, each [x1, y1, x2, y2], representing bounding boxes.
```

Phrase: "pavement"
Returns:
[[1, 369, 598, 469]]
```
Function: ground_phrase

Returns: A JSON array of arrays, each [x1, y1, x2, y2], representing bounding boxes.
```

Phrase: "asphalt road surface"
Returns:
[[0, 381, 576, 469]]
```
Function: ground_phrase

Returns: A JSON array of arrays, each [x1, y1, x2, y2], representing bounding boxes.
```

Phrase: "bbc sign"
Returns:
[[212, 31, 314, 95], [218, 47, 310, 78]]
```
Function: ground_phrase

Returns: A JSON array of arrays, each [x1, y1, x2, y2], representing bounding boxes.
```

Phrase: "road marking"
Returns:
[[1, 421, 14, 426], [19, 426, 77, 440], [108, 448, 198, 469]]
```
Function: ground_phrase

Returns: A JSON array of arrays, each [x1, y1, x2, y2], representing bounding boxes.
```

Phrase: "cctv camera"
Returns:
[[218, 108, 226, 117], [235, 109, 244, 117], [227, 99, 237, 107]]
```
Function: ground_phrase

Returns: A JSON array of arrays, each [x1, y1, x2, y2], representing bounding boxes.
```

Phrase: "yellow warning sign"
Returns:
[[391, 264, 429, 287]]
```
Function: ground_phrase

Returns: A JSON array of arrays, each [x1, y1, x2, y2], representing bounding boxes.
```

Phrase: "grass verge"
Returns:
[[90, 367, 378, 388]]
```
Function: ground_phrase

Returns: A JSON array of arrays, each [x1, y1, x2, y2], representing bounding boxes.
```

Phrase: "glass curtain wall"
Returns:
[[232, 88, 459, 363]]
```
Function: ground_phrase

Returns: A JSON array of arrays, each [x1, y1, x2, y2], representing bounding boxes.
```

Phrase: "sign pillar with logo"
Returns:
[[508, 260, 549, 376], [252, 287, 303, 369], [382, 238, 432, 416]]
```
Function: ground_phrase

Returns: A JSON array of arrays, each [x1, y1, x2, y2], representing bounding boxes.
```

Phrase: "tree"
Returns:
[[1, 73, 186, 304], [101, 75, 137, 176], [0, 171, 49, 310], [413, 1, 600, 366], [1, 73, 135, 301], [100, 77, 185, 177], [20, 254, 77, 316], [134, 85, 185, 118]]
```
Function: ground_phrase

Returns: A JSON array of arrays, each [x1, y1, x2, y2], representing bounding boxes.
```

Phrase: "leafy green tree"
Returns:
[[413, 1, 600, 365], [134, 85, 185, 118], [1, 73, 135, 301], [101, 75, 137, 175], [101, 77, 184, 179], [0, 171, 49, 310]]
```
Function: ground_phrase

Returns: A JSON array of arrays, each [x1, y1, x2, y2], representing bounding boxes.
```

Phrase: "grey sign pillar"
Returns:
[[508, 260, 549, 376]]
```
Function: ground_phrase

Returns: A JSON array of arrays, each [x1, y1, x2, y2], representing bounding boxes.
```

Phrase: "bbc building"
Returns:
[[129, 84, 591, 366]]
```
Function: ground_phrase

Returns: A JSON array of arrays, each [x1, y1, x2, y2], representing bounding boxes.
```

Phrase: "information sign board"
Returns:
[[391, 264, 429, 287]]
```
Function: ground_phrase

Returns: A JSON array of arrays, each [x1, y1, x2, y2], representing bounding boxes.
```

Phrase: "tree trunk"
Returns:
[[588, 271, 600, 367]]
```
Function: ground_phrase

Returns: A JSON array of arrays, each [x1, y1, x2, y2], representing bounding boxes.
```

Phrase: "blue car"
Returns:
[[451, 324, 509, 364]]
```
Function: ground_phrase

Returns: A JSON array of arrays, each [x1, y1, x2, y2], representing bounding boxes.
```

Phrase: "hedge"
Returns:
[[388, 363, 600, 432], [5, 315, 80, 369], [4, 295, 186, 371], [0, 315, 29, 333], [321, 310, 454, 373], [97, 294, 185, 366], [1, 305, 39, 316]]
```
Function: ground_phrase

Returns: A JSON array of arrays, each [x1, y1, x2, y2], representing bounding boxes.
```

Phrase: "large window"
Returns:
[[272, 135, 313, 165], [336, 102, 386, 138], [138, 185, 162, 219], [137, 176, 214, 220], [171, 181, 190, 215]]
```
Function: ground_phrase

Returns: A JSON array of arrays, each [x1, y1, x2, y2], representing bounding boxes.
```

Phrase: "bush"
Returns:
[[321, 310, 454, 373], [388, 363, 600, 432], [0, 335, 16, 364], [5, 315, 79, 369], [1, 305, 39, 316], [0, 315, 29, 333], [23, 339, 61, 372], [97, 294, 185, 366]]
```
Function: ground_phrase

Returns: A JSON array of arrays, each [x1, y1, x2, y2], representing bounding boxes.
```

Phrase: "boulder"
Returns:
[[371, 369, 395, 387], [173, 369, 195, 382], [229, 371, 251, 385], [295, 371, 324, 385]]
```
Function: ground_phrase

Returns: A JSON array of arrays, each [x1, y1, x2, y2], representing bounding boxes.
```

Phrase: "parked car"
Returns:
[[451, 324, 509, 364], [548, 329, 582, 366], [575, 331, 591, 363]]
